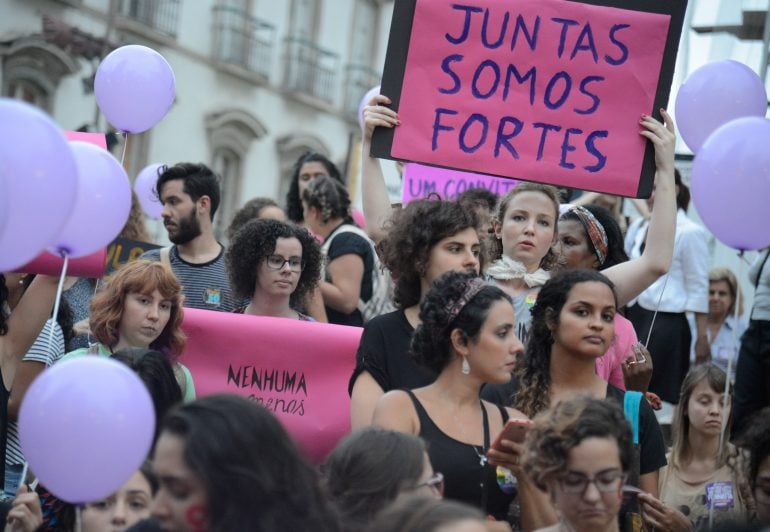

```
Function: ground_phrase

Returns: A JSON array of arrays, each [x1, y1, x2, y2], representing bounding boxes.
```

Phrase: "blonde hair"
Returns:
[[709, 267, 743, 317]]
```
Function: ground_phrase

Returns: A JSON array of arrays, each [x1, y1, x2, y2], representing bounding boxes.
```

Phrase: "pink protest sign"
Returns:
[[372, 0, 686, 198], [180, 308, 361, 463], [402, 162, 517, 203], [64, 130, 107, 149], [16, 249, 106, 278]]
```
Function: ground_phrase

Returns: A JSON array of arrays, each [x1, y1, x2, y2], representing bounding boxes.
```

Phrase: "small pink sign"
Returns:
[[402, 163, 516, 203]]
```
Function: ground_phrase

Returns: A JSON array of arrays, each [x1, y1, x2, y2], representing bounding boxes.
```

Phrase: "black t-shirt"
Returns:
[[325, 227, 374, 327], [348, 310, 436, 395], [481, 378, 666, 476]]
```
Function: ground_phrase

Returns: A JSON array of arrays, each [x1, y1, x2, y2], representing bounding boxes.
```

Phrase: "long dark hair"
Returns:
[[514, 269, 618, 417], [159, 394, 339, 532], [286, 152, 343, 223]]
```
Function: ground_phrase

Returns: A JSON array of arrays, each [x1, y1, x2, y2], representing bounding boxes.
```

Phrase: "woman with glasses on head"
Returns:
[[525, 396, 633, 532], [226, 219, 322, 320], [323, 427, 442, 531]]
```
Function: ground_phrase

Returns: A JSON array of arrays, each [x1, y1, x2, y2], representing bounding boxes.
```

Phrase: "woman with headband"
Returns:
[[373, 271, 549, 527]]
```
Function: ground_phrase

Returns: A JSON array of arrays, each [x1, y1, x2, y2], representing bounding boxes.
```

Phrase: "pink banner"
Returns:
[[392, 0, 670, 197], [180, 308, 361, 463], [16, 249, 106, 278], [64, 131, 108, 149], [402, 162, 517, 203]]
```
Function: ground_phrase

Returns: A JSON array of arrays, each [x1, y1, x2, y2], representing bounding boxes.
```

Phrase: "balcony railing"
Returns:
[[343, 63, 381, 115], [212, 5, 275, 79], [283, 36, 338, 104], [118, 0, 180, 37]]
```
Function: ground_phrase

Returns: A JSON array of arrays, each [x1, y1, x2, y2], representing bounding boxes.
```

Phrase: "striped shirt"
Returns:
[[142, 245, 245, 312], [6, 320, 64, 467]]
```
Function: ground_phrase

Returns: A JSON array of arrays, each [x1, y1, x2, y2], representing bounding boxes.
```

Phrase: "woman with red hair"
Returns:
[[61, 260, 193, 400]]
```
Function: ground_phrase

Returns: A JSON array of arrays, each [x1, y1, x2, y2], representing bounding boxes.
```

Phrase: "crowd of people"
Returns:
[[0, 94, 769, 532]]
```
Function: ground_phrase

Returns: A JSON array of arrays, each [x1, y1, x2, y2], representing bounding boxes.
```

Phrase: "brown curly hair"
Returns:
[[379, 199, 480, 309], [490, 182, 560, 270], [89, 260, 186, 359], [525, 395, 633, 491]]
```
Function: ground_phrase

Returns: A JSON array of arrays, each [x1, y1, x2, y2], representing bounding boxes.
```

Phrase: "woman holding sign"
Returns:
[[373, 271, 549, 526]]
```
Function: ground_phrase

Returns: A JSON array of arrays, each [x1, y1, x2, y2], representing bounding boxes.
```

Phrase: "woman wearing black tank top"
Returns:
[[373, 272, 551, 528]]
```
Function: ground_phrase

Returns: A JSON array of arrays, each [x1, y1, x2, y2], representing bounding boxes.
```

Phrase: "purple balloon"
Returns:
[[676, 60, 767, 153], [49, 141, 132, 258], [19, 357, 155, 503], [0, 99, 78, 271], [358, 85, 381, 129], [95, 45, 176, 134], [692, 117, 770, 250], [134, 163, 165, 219]]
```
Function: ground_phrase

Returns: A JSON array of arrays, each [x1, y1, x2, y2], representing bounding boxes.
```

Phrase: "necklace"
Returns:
[[451, 403, 489, 467]]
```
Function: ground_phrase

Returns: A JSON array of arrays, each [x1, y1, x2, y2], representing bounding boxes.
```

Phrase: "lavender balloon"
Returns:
[[692, 117, 770, 250], [95, 45, 176, 134], [49, 141, 132, 258], [0, 99, 78, 271], [134, 163, 165, 219], [19, 357, 155, 503], [676, 60, 767, 153]]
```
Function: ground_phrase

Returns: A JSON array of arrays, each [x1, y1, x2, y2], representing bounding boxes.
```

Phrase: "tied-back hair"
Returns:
[[160, 394, 340, 532], [670, 364, 736, 470], [365, 497, 485, 532], [560, 204, 629, 270], [286, 152, 344, 223], [525, 396, 633, 491], [226, 197, 283, 241], [410, 271, 510, 374], [514, 269, 618, 417], [323, 427, 426, 531], [226, 219, 322, 308], [379, 198, 480, 309], [490, 182, 561, 269], [302, 176, 354, 225], [89, 260, 186, 358]]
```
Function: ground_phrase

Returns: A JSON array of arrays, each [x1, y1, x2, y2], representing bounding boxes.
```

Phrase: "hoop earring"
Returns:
[[461, 356, 471, 375]]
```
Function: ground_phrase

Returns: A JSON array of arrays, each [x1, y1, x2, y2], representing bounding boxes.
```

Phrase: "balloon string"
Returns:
[[120, 132, 128, 166], [644, 273, 670, 349], [75, 505, 82, 532], [46, 253, 69, 352]]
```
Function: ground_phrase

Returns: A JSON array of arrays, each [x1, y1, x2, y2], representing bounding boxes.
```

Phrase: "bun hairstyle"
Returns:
[[302, 176, 353, 225]]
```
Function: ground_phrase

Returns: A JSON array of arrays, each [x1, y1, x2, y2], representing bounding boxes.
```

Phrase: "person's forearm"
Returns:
[[641, 168, 676, 276], [517, 477, 558, 531], [361, 138, 394, 244]]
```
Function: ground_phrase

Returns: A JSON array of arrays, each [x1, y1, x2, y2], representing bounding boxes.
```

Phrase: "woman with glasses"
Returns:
[[226, 219, 322, 320], [323, 427, 442, 531], [525, 396, 633, 532]]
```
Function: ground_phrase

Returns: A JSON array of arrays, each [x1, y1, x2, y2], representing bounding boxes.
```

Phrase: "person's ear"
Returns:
[[493, 219, 502, 240], [544, 308, 558, 335], [450, 328, 469, 356], [197, 195, 211, 215]]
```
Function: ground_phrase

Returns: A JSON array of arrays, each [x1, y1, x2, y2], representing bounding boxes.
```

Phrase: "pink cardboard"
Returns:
[[16, 248, 107, 278], [402, 162, 517, 203], [180, 308, 361, 463], [63, 130, 108, 149], [391, 0, 670, 197]]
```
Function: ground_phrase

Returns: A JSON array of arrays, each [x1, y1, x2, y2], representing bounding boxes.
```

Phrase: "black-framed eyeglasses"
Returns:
[[415, 472, 444, 496], [559, 470, 626, 494], [265, 255, 304, 272]]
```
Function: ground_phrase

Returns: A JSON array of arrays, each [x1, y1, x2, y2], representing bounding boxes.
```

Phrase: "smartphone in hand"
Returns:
[[491, 419, 532, 452]]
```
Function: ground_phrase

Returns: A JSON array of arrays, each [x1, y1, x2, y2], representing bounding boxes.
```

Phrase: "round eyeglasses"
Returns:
[[559, 470, 626, 494], [415, 472, 444, 496]]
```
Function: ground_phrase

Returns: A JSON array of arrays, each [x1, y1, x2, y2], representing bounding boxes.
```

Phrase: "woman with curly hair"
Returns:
[[349, 199, 481, 428], [373, 271, 547, 525], [285, 151, 345, 226], [740, 407, 770, 525], [638, 364, 753, 530], [513, 269, 666, 498], [226, 219, 321, 320], [525, 396, 633, 532], [60, 259, 193, 400]]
